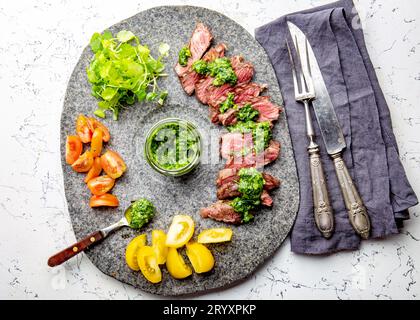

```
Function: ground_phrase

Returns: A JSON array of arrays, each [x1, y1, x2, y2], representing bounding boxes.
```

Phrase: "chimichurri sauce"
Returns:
[[149, 122, 200, 171]]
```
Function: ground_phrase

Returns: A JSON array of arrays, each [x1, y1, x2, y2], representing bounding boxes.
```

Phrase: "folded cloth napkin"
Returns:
[[255, 0, 418, 254]]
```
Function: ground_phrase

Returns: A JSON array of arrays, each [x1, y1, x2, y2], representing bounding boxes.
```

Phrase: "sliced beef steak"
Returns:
[[217, 181, 240, 199], [262, 172, 281, 190], [260, 190, 273, 207], [216, 170, 280, 200], [178, 43, 226, 95], [233, 83, 267, 104], [195, 76, 214, 104], [220, 132, 254, 159], [238, 96, 281, 123], [200, 201, 241, 224], [231, 56, 254, 84], [175, 23, 212, 77], [225, 140, 281, 169], [216, 168, 280, 188], [207, 83, 235, 108]]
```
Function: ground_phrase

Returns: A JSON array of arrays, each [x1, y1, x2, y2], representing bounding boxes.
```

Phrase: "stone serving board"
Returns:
[[61, 5, 299, 296]]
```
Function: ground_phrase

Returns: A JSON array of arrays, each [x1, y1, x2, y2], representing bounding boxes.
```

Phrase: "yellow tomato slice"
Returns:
[[186, 242, 215, 273], [165, 215, 195, 248], [166, 247, 192, 279], [197, 228, 233, 244], [137, 246, 162, 284], [152, 230, 168, 265], [125, 234, 147, 271]]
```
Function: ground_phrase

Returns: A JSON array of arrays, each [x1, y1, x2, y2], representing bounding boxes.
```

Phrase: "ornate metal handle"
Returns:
[[308, 145, 334, 238], [331, 153, 371, 239]]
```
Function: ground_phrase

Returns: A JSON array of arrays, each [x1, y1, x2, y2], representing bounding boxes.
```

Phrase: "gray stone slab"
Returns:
[[60, 5, 299, 296]]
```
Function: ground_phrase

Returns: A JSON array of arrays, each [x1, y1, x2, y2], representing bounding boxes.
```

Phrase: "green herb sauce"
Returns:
[[219, 93, 236, 113], [236, 103, 259, 122], [125, 198, 156, 229], [191, 57, 237, 87], [178, 46, 192, 66], [149, 122, 200, 170], [230, 168, 265, 223]]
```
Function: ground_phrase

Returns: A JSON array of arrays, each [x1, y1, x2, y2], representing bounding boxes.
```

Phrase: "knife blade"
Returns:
[[287, 21, 371, 239], [287, 21, 346, 155]]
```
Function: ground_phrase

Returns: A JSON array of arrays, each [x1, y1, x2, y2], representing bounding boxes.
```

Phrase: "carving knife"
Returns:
[[287, 21, 371, 239]]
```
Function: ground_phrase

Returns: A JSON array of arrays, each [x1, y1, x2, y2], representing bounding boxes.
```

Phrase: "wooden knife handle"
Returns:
[[308, 145, 334, 238], [47, 231, 104, 267], [331, 153, 371, 239]]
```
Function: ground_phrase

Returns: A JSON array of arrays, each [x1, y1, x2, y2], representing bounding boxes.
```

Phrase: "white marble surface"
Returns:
[[0, 0, 419, 300]]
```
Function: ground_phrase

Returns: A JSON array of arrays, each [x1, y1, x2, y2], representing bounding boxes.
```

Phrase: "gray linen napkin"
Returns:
[[255, 0, 418, 254]]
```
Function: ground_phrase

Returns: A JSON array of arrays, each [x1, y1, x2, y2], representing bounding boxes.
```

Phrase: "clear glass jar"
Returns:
[[144, 118, 202, 177]]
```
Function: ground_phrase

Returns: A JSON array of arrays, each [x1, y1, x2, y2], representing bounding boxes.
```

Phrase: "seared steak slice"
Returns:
[[231, 56, 254, 84], [175, 23, 212, 77], [209, 106, 220, 123], [207, 83, 235, 108], [216, 170, 280, 200], [217, 181, 240, 199], [245, 96, 281, 123], [205, 56, 254, 108], [179, 72, 201, 96], [179, 43, 226, 96], [225, 140, 281, 169], [218, 108, 238, 126], [216, 184, 274, 207], [220, 132, 254, 159], [216, 168, 280, 188], [200, 201, 241, 224], [195, 76, 214, 104], [262, 172, 281, 190], [216, 168, 240, 186], [260, 190, 273, 207], [233, 83, 267, 104], [203, 43, 226, 62]]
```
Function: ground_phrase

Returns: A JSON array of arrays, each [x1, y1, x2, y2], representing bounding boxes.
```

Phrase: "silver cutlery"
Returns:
[[287, 21, 371, 239], [286, 36, 334, 239]]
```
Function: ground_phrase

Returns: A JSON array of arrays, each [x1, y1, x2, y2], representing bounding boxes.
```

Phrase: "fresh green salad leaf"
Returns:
[[116, 30, 136, 43], [178, 46, 191, 66], [86, 30, 169, 120]]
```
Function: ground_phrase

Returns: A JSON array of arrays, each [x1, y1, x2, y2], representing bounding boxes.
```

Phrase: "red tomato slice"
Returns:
[[91, 128, 103, 157], [65, 135, 83, 165], [100, 150, 127, 179], [88, 118, 111, 142], [89, 194, 119, 207], [87, 175, 115, 196], [76, 114, 93, 143], [84, 157, 102, 183], [71, 150, 94, 172]]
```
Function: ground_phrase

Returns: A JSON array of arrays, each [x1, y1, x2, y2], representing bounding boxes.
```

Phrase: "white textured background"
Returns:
[[0, 0, 419, 300]]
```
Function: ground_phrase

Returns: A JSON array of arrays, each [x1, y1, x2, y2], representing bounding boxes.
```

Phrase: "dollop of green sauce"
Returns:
[[219, 93, 236, 113], [178, 46, 191, 66], [230, 168, 265, 223], [192, 57, 237, 86], [150, 122, 200, 171], [125, 198, 155, 229]]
